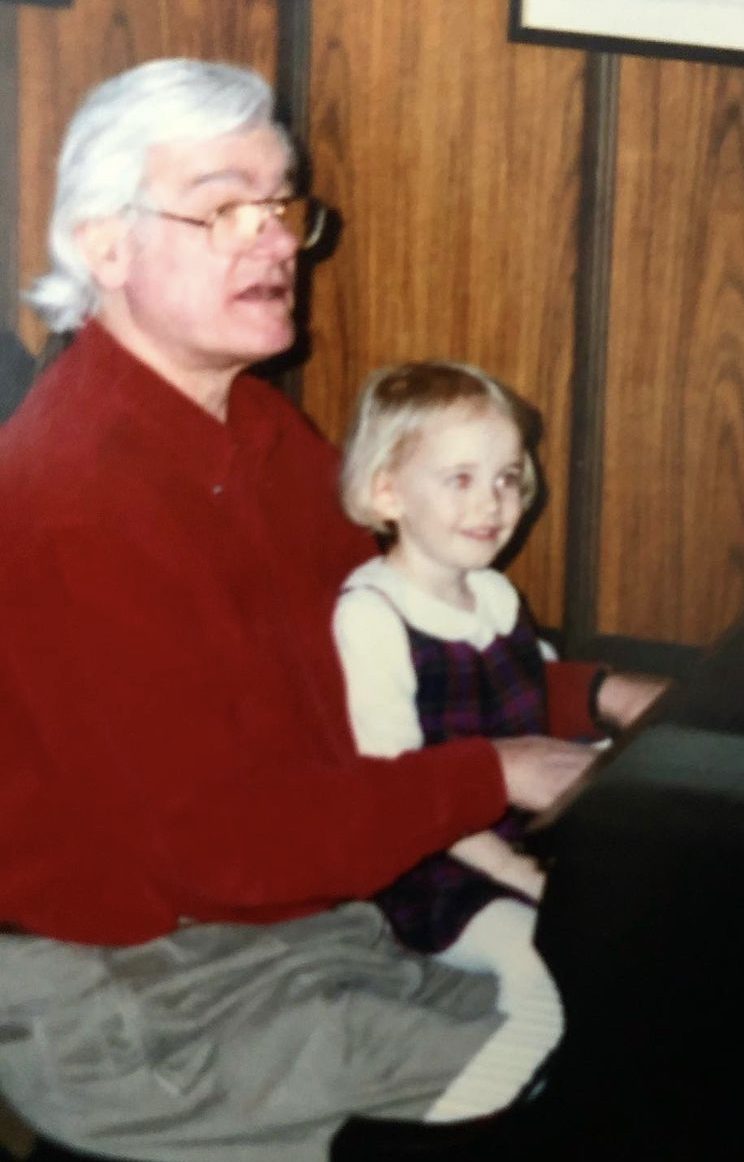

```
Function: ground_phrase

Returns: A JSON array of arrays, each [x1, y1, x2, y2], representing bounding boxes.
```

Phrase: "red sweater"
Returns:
[[0, 322, 596, 945]]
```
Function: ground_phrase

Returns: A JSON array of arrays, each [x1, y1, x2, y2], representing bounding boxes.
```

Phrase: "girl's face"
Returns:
[[373, 402, 527, 603]]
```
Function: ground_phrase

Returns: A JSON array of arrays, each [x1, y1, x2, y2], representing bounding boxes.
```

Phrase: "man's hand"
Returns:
[[596, 672, 670, 730], [493, 735, 597, 813]]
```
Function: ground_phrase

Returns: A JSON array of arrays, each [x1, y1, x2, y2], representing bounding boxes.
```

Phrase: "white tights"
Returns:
[[426, 898, 564, 1120]]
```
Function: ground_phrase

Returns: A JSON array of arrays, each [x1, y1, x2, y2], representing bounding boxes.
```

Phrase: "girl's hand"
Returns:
[[449, 830, 546, 900], [496, 852, 546, 901]]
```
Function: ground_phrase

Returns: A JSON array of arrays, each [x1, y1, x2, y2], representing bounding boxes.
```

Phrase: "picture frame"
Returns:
[[509, 0, 744, 66]]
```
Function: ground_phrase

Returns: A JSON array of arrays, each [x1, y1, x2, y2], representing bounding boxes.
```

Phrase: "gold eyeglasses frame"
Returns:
[[129, 195, 327, 253]]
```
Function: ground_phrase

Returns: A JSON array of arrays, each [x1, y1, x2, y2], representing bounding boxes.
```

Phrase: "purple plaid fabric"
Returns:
[[374, 603, 547, 952]]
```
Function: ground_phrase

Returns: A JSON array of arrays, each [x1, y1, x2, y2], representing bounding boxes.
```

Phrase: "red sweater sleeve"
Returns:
[[545, 659, 603, 739], [0, 521, 505, 945]]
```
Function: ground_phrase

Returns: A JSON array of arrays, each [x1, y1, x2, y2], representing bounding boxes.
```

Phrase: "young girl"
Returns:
[[334, 357, 557, 949], [332, 360, 668, 1115], [331, 363, 609, 1111], [332, 360, 589, 1112]]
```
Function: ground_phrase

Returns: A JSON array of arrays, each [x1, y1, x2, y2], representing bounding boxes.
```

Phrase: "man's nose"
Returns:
[[251, 211, 300, 257]]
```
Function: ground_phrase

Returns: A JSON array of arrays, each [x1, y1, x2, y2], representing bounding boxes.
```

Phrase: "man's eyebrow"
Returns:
[[183, 168, 290, 192], [184, 168, 259, 190]]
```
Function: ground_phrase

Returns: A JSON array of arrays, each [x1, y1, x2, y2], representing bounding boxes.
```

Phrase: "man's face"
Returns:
[[121, 124, 299, 377]]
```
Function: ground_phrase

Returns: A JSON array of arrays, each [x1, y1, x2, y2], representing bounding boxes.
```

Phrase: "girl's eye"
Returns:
[[448, 472, 472, 489]]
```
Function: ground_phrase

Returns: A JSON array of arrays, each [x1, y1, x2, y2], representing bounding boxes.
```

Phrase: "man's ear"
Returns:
[[74, 217, 132, 291], [371, 468, 403, 523]]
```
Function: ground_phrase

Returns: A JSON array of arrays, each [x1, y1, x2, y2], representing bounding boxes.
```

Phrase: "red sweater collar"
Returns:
[[56, 319, 286, 483]]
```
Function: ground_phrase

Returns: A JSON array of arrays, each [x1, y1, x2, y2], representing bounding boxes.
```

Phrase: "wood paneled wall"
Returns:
[[305, 0, 585, 630], [15, 0, 278, 353], [7, 0, 744, 658], [600, 56, 744, 646], [303, 2, 744, 656]]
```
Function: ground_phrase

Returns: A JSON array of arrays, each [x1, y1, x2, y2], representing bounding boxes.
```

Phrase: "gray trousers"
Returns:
[[0, 904, 503, 1162]]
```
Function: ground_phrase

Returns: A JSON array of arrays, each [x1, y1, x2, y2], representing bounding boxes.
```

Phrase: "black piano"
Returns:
[[331, 617, 744, 1161], [520, 616, 744, 1160]]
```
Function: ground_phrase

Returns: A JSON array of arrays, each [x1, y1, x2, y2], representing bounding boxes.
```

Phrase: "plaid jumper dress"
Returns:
[[374, 602, 548, 953]]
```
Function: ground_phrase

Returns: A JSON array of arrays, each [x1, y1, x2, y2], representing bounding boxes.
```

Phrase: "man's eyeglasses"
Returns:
[[130, 195, 327, 254]]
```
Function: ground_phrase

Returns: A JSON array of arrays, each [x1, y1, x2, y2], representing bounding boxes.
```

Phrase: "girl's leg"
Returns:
[[426, 898, 563, 1120]]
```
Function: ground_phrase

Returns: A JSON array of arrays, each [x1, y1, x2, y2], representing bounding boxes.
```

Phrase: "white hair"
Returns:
[[26, 58, 287, 332]]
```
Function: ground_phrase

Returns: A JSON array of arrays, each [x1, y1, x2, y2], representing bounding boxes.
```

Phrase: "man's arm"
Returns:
[[0, 524, 506, 942]]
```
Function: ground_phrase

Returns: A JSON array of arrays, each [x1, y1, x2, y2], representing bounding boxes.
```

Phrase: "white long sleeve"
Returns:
[[332, 586, 424, 756]]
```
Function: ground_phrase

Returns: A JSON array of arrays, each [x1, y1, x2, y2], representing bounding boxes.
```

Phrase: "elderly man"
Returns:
[[0, 58, 650, 1162]]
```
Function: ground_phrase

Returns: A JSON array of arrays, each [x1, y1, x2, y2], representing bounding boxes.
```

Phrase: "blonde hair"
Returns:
[[341, 360, 538, 534]]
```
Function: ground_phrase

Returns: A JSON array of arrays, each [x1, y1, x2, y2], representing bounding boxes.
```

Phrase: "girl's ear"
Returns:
[[74, 216, 132, 291], [371, 468, 404, 523]]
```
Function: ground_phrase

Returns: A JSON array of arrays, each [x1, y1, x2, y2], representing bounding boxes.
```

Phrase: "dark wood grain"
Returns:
[[562, 52, 619, 659]]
